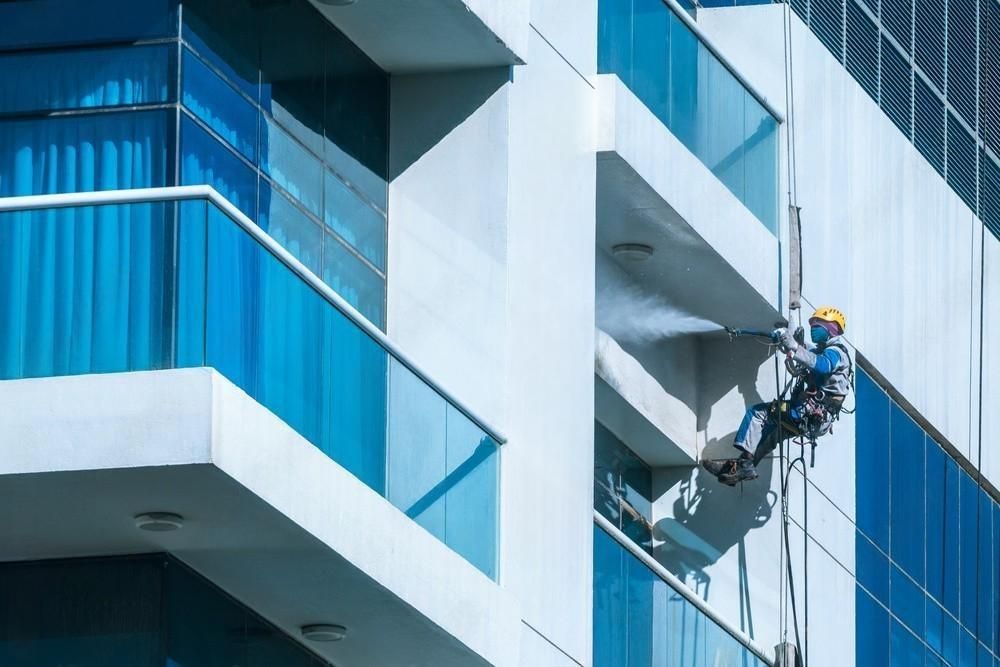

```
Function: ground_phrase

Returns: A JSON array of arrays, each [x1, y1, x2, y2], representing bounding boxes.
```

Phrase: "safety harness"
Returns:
[[772, 341, 854, 444]]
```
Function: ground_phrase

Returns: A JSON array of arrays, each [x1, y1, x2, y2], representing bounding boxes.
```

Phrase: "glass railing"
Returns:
[[0, 190, 499, 580], [594, 519, 771, 666], [598, 0, 780, 235]]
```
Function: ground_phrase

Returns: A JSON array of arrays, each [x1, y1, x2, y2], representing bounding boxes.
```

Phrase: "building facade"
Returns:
[[0, 0, 995, 665]]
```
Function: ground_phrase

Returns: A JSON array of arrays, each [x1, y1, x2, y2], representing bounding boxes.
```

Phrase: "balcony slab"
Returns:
[[311, 0, 527, 72], [0, 369, 519, 667]]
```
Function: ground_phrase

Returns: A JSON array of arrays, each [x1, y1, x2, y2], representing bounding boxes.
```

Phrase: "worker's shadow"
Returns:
[[650, 336, 780, 634]]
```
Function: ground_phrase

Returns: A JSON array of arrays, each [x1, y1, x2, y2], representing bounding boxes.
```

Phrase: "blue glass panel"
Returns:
[[960, 629, 978, 667], [259, 0, 326, 157], [667, 589, 707, 665], [0, 45, 172, 114], [625, 547, 655, 667], [926, 647, 943, 667], [927, 440, 947, 603], [706, 56, 747, 206], [927, 595, 944, 654], [978, 643, 993, 667], [858, 531, 891, 604], [387, 357, 447, 541], [322, 230, 385, 329], [0, 111, 170, 197], [175, 200, 208, 369], [258, 182, 324, 276], [323, 28, 388, 213], [743, 106, 779, 235], [857, 369, 891, 551], [444, 405, 499, 580], [594, 525, 627, 667], [182, 0, 260, 100], [631, 0, 669, 125], [892, 619, 925, 666], [260, 114, 322, 218], [180, 114, 257, 220], [182, 48, 257, 162], [667, 10, 700, 150], [980, 489, 996, 649], [944, 610, 962, 666], [0, 0, 176, 50], [203, 203, 391, 491], [0, 557, 163, 665], [892, 566, 926, 636], [324, 171, 386, 271], [891, 404, 926, 583], [945, 456, 963, 616], [598, 0, 633, 78], [961, 472, 979, 630], [858, 587, 891, 666], [0, 203, 175, 380], [994, 502, 1000, 655]]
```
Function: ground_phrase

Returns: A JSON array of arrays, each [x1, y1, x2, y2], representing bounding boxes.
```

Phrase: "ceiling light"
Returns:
[[301, 624, 348, 642], [612, 243, 654, 262], [134, 512, 184, 532]]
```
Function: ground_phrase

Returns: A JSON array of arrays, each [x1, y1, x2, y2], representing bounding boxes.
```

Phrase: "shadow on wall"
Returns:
[[389, 66, 512, 180], [652, 336, 782, 634]]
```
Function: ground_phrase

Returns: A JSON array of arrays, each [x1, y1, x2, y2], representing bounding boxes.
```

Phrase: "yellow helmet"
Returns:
[[810, 305, 846, 334]]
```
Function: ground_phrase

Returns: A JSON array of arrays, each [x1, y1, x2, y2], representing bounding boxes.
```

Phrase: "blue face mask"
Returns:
[[811, 325, 830, 345]]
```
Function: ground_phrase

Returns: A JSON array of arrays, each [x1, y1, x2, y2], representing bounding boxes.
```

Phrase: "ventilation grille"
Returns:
[[790, 0, 1000, 241]]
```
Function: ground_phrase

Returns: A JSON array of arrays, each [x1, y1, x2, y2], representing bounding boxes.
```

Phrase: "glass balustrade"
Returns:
[[598, 0, 780, 235], [594, 523, 768, 666], [0, 197, 498, 580]]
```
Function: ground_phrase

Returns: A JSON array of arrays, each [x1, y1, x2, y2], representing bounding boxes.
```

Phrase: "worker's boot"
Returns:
[[701, 455, 758, 486]]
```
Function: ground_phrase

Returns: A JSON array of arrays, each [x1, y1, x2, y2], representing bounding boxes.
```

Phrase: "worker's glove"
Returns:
[[773, 327, 798, 353]]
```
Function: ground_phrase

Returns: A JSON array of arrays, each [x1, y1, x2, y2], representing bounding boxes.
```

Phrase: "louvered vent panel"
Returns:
[[915, 0, 946, 88], [947, 113, 978, 209], [857, 0, 879, 15], [881, 37, 914, 136], [983, 150, 1000, 236], [811, 0, 847, 61], [947, 0, 979, 125], [914, 75, 947, 174], [980, 1, 1000, 152], [882, 0, 914, 53], [847, 0, 881, 101]]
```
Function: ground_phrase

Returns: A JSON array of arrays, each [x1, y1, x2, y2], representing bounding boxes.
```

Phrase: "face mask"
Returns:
[[811, 325, 830, 345]]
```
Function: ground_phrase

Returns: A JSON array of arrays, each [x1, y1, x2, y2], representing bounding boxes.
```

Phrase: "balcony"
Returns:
[[594, 513, 773, 666], [0, 186, 512, 665]]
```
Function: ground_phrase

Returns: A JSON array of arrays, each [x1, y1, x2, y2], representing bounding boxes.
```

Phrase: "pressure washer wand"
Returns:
[[725, 326, 779, 342]]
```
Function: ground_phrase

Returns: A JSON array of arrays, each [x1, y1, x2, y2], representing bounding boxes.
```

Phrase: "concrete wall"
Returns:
[[388, 5, 598, 664], [505, 19, 597, 666]]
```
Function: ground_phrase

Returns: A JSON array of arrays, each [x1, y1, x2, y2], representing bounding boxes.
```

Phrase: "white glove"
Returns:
[[773, 327, 798, 353]]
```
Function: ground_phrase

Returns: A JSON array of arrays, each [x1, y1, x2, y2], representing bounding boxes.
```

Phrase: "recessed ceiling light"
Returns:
[[612, 243, 654, 262], [301, 624, 348, 642], [134, 512, 184, 532]]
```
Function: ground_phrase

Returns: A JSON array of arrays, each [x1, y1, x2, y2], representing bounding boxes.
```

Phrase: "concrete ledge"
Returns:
[[0, 369, 520, 667], [595, 329, 697, 466], [313, 0, 527, 72], [596, 73, 780, 316]]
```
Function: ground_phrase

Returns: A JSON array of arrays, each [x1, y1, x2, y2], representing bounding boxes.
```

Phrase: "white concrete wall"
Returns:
[[387, 8, 598, 664], [388, 68, 511, 429], [505, 22, 597, 666]]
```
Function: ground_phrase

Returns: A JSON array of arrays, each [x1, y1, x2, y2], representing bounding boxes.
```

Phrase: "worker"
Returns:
[[702, 306, 853, 486]]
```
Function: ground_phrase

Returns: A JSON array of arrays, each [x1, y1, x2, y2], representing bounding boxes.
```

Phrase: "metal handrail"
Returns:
[[0, 185, 508, 445], [593, 511, 776, 665]]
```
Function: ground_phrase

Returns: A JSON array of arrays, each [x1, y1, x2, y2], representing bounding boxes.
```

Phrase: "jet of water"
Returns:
[[597, 280, 721, 344]]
